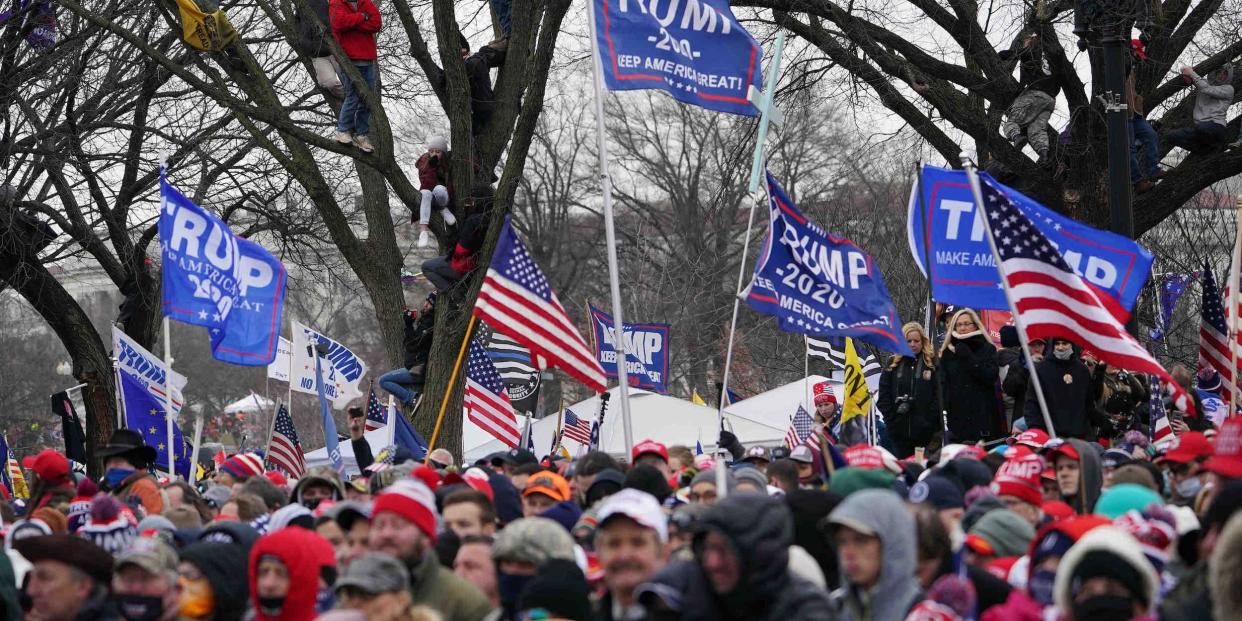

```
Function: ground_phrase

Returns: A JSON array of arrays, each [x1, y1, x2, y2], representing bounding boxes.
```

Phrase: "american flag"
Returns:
[[365, 386, 388, 432], [562, 409, 593, 445], [784, 405, 814, 448], [464, 341, 522, 447], [367, 445, 398, 472], [1149, 376, 1174, 445], [473, 217, 606, 393], [974, 172, 1195, 417], [265, 403, 305, 478], [1198, 264, 1238, 403]]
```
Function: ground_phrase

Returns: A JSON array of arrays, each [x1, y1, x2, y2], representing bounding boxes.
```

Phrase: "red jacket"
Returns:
[[415, 151, 450, 191], [329, 0, 380, 61], [249, 528, 336, 621], [450, 242, 476, 274]]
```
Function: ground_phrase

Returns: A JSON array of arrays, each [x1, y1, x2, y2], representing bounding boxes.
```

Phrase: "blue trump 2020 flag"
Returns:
[[160, 169, 288, 366], [908, 165, 1153, 314], [591, 0, 762, 116], [746, 173, 913, 357], [118, 370, 190, 478]]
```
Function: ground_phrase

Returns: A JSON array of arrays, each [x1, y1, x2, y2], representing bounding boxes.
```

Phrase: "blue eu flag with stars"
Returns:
[[118, 370, 190, 478]]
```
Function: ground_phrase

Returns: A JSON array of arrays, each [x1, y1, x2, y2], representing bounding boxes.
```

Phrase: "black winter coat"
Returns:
[[403, 310, 434, 370], [878, 356, 939, 446], [1023, 354, 1099, 439], [939, 334, 1000, 442]]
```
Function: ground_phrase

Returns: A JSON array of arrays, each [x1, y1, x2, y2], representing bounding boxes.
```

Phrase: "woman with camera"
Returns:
[[879, 322, 940, 458]]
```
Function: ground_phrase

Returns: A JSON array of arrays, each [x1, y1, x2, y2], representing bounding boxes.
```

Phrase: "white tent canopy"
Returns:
[[723, 375, 836, 442], [463, 387, 787, 462], [222, 394, 275, 415]]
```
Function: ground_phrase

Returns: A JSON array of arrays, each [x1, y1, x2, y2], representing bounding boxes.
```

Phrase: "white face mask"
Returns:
[[1053, 348, 1073, 361]]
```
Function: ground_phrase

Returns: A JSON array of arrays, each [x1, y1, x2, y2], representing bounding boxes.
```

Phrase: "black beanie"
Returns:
[[624, 464, 672, 504], [1070, 550, 1147, 606], [516, 559, 594, 621]]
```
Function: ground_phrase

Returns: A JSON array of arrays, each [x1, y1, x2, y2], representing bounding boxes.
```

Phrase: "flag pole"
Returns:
[[387, 394, 397, 448], [189, 411, 204, 482], [1229, 197, 1242, 415], [586, 0, 635, 459], [960, 153, 1058, 438], [720, 30, 787, 419], [914, 161, 949, 441], [161, 316, 177, 477], [261, 397, 280, 469], [803, 336, 810, 411], [426, 315, 477, 463]]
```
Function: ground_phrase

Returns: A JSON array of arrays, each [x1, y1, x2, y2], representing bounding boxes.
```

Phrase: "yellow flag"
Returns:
[[174, 0, 239, 52], [691, 389, 706, 406], [839, 338, 873, 445], [7, 457, 29, 499]]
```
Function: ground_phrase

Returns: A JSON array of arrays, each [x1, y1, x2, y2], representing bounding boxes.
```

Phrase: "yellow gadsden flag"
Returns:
[[691, 389, 707, 406], [839, 338, 873, 446], [174, 0, 239, 52]]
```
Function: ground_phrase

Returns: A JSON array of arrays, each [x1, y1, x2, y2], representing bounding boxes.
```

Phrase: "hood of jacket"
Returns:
[[827, 488, 922, 619], [200, 520, 261, 551], [1210, 64, 1235, 85], [249, 527, 336, 621], [1066, 439, 1103, 514], [696, 492, 793, 609], [1053, 526, 1157, 615], [1210, 511, 1242, 620], [181, 542, 250, 621]]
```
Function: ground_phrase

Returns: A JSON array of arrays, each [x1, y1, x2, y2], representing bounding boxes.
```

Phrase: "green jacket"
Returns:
[[410, 550, 493, 621], [0, 552, 19, 621]]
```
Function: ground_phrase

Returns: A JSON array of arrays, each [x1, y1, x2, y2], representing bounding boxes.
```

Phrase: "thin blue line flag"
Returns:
[[118, 370, 190, 478], [160, 168, 288, 366]]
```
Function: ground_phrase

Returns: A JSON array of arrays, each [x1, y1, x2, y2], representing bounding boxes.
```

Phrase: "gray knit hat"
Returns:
[[968, 508, 1035, 557], [491, 517, 576, 566]]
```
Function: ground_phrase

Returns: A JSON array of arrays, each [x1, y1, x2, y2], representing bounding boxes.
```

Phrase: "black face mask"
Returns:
[[258, 596, 286, 615], [115, 594, 164, 621], [1072, 594, 1137, 621], [497, 572, 533, 607], [302, 497, 324, 511]]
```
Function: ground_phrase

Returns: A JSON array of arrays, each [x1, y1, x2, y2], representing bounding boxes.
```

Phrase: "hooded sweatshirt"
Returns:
[[180, 542, 251, 621], [249, 528, 336, 621], [827, 489, 923, 621], [692, 492, 832, 621], [1190, 65, 1235, 126], [1053, 527, 1158, 617], [1065, 439, 1103, 515]]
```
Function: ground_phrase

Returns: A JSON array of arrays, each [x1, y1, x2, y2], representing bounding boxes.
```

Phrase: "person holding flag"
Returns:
[[838, 338, 875, 447]]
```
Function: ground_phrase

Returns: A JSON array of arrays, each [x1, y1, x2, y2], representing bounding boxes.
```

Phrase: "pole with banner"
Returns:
[[585, 0, 635, 459], [1228, 198, 1242, 415], [720, 31, 786, 421], [960, 153, 1058, 438], [189, 410, 204, 482]]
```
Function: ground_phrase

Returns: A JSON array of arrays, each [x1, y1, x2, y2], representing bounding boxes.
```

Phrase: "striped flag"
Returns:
[[265, 403, 305, 478], [1150, 377, 1174, 445], [562, 409, 593, 445], [784, 405, 814, 448], [1198, 264, 1238, 404], [807, 336, 882, 380], [484, 330, 538, 383], [474, 216, 606, 392], [365, 387, 388, 432], [464, 342, 522, 447], [973, 172, 1195, 416]]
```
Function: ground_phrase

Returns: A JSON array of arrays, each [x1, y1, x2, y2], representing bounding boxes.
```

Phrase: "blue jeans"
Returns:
[[1129, 117, 1159, 181], [490, 0, 511, 36], [379, 368, 418, 405], [336, 62, 376, 136]]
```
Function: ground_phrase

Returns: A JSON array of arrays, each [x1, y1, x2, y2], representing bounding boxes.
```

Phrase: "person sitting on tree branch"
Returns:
[[1165, 64, 1234, 155], [999, 31, 1059, 161]]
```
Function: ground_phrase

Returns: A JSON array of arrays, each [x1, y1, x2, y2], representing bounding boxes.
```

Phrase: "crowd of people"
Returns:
[[7, 360, 1242, 621]]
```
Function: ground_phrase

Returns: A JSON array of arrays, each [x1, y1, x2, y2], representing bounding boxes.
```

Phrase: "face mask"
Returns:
[[1072, 594, 1136, 621], [178, 578, 215, 619], [303, 497, 324, 511], [498, 572, 534, 607], [115, 594, 164, 621], [1053, 348, 1073, 361], [315, 587, 337, 613], [259, 596, 286, 616], [1027, 569, 1056, 606], [104, 468, 136, 488], [1176, 476, 1202, 500]]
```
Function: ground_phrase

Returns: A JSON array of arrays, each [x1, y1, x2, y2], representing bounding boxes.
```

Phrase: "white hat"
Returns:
[[428, 136, 448, 152], [789, 445, 815, 464], [596, 489, 668, 542]]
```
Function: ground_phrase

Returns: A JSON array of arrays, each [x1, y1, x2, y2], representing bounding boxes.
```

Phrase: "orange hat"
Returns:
[[522, 471, 570, 502]]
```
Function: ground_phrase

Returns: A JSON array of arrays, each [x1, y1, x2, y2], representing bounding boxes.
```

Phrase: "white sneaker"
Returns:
[[333, 131, 353, 144], [441, 209, 457, 226], [417, 230, 430, 248], [353, 135, 374, 153]]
